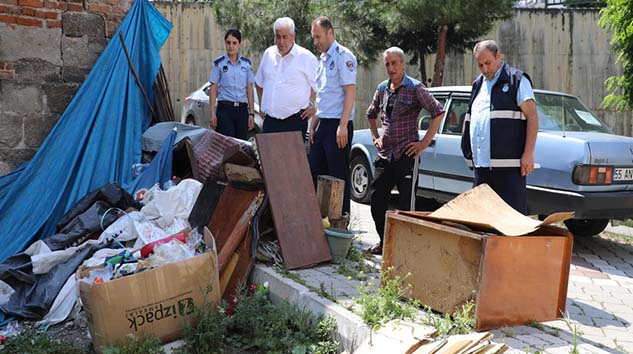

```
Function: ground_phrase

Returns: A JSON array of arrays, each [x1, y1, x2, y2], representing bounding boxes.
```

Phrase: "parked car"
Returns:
[[349, 86, 633, 236], [181, 82, 263, 139]]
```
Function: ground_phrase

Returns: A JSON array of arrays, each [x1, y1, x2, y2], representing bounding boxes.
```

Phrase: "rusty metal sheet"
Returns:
[[475, 229, 573, 330], [256, 132, 331, 269], [208, 184, 263, 271]]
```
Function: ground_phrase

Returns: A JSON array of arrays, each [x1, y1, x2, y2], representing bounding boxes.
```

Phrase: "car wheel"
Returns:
[[350, 155, 372, 204], [185, 115, 196, 125], [563, 219, 609, 237]]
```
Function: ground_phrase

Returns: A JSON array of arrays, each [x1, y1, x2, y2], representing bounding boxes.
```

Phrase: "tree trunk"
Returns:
[[418, 48, 427, 86], [432, 24, 448, 87]]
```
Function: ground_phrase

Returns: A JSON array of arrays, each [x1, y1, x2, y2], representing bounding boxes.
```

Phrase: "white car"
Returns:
[[181, 82, 263, 139]]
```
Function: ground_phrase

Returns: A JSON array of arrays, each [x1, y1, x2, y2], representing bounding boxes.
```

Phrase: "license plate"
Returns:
[[613, 167, 633, 182]]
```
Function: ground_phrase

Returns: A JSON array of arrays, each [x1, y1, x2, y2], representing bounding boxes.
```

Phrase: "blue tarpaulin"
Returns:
[[130, 128, 176, 199], [0, 0, 172, 263]]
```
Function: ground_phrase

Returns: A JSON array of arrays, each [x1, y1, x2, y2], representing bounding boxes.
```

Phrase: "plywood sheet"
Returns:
[[383, 212, 481, 314], [223, 232, 254, 301], [475, 231, 572, 330], [208, 185, 263, 271], [256, 132, 331, 269], [426, 184, 574, 236]]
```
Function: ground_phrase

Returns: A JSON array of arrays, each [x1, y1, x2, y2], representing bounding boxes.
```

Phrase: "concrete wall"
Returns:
[[154, 2, 226, 121], [0, 0, 133, 175], [439, 8, 632, 136]]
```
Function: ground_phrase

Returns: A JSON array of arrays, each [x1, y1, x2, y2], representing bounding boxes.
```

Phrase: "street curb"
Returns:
[[250, 264, 372, 353]]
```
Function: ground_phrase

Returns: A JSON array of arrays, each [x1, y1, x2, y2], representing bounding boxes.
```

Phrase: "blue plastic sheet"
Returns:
[[0, 0, 172, 263], [129, 128, 176, 199]]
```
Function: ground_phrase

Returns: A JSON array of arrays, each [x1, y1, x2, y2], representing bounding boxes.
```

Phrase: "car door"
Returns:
[[424, 94, 475, 200], [417, 96, 447, 192]]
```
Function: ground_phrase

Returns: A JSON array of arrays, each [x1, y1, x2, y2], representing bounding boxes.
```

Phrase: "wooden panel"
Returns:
[[256, 132, 331, 269], [383, 212, 482, 314], [475, 232, 572, 330], [223, 232, 254, 302], [316, 175, 344, 220], [208, 185, 263, 271]]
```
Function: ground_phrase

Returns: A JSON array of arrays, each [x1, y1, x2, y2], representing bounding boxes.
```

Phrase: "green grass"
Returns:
[[422, 301, 475, 338], [1, 331, 87, 354]]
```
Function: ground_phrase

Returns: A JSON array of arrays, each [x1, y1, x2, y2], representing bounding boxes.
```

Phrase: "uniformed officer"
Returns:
[[308, 16, 357, 215], [209, 29, 255, 140], [461, 39, 538, 214]]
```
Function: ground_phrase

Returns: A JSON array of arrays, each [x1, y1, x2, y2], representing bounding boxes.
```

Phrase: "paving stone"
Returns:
[[592, 278, 620, 286], [531, 332, 569, 345], [575, 324, 606, 337], [593, 318, 628, 331], [571, 276, 595, 284], [496, 337, 529, 350], [603, 303, 633, 315], [544, 346, 578, 354], [516, 334, 550, 348]]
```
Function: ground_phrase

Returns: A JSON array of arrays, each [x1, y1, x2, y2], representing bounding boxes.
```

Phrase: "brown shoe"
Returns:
[[363, 244, 383, 255]]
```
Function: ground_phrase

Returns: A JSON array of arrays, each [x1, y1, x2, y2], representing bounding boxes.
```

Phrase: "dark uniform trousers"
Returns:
[[308, 119, 354, 214], [263, 111, 308, 141], [474, 167, 527, 214], [216, 101, 249, 140], [369, 155, 415, 245]]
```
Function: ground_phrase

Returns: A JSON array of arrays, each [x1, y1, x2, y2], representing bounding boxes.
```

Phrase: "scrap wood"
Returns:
[[405, 184, 574, 236], [220, 252, 239, 295], [410, 332, 496, 354], [208, 185, 263, 271], [224, 163, 263, 185], [222, 144, 256, 167], [223, 232, 254, 301], [256, 132, 331, 269]]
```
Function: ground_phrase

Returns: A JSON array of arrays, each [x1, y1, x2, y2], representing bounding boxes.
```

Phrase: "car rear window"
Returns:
[[535, 93, 611, 133]]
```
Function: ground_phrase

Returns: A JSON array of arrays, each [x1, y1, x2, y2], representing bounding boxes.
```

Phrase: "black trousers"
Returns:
[[216, 104, 248, 140], [308, 119, 354, 214], [262, 111, 308, 141], [370, 155, 415, 244], [474, 167, 527, 214]]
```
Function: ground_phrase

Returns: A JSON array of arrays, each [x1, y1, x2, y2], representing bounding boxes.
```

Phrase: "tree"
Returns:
[[599, 0, 633, 111], [214, 0, 515, 87], [214, 0, 317, 57], [385, 0, 515, 86]]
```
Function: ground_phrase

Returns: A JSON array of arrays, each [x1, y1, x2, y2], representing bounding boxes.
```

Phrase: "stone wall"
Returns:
[[0, 0, 133, 175]]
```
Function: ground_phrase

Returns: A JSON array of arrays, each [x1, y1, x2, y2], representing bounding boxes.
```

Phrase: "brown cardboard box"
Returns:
[[383, 185, 574, 330], [78, 228, 220, 351]]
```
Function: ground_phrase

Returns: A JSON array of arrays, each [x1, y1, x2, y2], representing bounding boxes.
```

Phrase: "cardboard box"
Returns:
[[383, 185, 574, 330], [79, 229, 220, 351]]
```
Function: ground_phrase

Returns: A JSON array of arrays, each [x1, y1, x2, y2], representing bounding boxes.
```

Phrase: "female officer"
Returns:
[[209, 29, 255, 140]]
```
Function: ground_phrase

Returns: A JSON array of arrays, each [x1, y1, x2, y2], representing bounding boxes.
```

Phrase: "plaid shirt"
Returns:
[[366, 75, 444, 160]]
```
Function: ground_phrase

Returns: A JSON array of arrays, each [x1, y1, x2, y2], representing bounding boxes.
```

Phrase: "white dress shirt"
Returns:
[[255, 43, 318, 119]]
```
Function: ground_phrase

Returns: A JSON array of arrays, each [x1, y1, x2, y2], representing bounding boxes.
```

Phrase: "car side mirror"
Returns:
[[419, 116, 430, 130]]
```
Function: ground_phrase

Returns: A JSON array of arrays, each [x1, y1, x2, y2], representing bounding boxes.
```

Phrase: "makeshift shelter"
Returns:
[[0, 0, 172, 263]]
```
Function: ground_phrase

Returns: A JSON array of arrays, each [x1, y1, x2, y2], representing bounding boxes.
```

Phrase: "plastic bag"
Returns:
[[146, 239, 195, 268]]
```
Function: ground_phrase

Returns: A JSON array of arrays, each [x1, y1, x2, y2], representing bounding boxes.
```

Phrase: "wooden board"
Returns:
[[256, 132, 331, 269], [223, 232, 254, 301], [208, 184, 263, 271], [475, 227, 572, 330], [383, 211, 482, 314], [316, 175, 344, 220]]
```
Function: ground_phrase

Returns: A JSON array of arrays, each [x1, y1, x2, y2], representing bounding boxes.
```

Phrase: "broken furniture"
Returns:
[[383, 184, 574, 330]]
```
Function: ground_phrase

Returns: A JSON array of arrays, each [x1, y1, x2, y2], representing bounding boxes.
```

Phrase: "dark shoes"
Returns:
[[363, 243, 383, 255]]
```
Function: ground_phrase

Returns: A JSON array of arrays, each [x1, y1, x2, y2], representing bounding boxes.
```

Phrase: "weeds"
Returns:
[[562, 313, 581, 354], [501, 327, 515, 338], [101, 335, 165, 354], [1, 331, 85, 354], [354, 266, 420, 330], [178, 283, 339, 354], [423, 301, 475, 338]]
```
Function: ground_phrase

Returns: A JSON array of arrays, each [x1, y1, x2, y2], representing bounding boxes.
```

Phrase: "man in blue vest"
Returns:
[[461, 40, 538, 214]]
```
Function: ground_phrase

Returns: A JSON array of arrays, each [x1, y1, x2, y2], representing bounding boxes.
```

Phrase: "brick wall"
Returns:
[[0, 0, 133, 175]]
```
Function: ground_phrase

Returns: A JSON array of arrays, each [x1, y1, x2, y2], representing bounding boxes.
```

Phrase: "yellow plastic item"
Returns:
[[322, 217, 331, 228]]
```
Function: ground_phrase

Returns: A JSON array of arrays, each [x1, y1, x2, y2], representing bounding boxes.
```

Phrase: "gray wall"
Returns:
[[0, 0, 133, 176]]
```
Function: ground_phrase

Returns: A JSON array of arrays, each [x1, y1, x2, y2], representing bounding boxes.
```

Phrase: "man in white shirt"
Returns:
[[255, 17, 318, 140]]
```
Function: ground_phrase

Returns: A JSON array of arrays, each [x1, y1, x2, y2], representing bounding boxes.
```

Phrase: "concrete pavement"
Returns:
[[257, 201, 633, 354]]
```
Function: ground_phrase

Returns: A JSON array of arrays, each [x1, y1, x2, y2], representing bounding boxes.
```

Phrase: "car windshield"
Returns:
[[535, 93, 611, 133]]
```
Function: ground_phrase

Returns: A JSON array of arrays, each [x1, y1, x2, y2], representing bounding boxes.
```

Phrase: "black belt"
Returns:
[[218, 100, 247, 108]]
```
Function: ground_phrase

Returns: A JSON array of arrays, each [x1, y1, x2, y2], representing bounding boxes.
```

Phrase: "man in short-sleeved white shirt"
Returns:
[[308, 16, 357, 215], [255, 17, 318, 140]]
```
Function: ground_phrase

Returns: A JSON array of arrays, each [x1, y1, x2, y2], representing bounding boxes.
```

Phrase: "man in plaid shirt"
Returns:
[[364, 47, 445, 255]]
